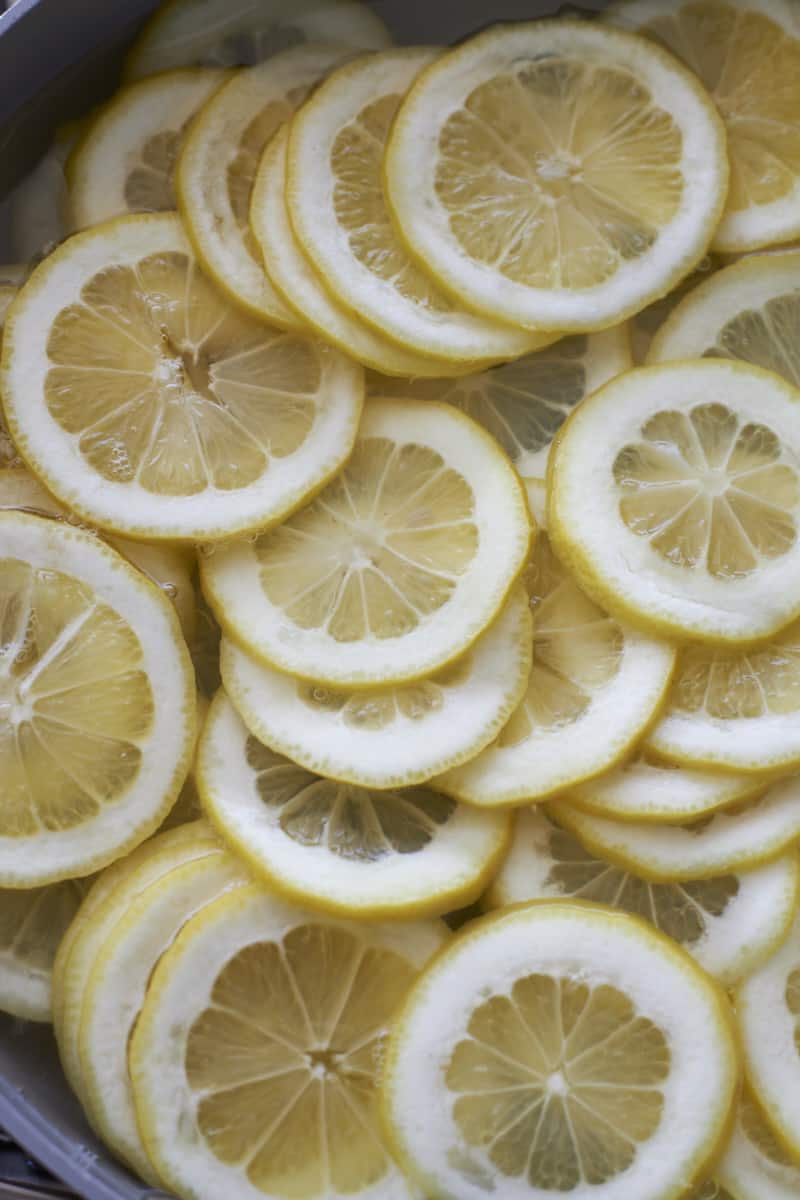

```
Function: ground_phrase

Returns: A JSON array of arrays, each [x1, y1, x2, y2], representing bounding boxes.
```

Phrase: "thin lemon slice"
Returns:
[[130, 883, 445, 1200], [487, 808, 799, 987], [0, 512, 195, 886], [549, 360, 800, 644], [201, 399, 531, 686], [1, 213, 362, 541], [554, 778, 800, 882], [369, 326, 631, 479], [0, 877, 91, 1022], [197, 693, 511, 918], [0, 269, 23, 468], [610, 0, 800, 252], [178, 45, 350, 327], [382, 901, 739, 1200], [717, 1090, 800, 1200], [437, 483, 674, 807], [384, 20, 728, 333], [79, 850, 250, 1182], [220, 585, 531, 790], [286, 48, 554, 365], [630, 254, 720, 363], [125, 0, 390, 79], [251, 123, 466, 377], [568, 754, 767, 824], [69, 68, 227, 229]]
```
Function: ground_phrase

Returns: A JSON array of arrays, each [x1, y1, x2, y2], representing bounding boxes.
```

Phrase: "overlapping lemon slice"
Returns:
[[549, 360, 800, 644], [286, 48, 554, 365], [717, 1090, 800, 1200], [383, 20, 728, 333], [197, 693, 511, 918], [382, 902, 739, 1200], [69, 68, 226, 229], [130, 883, 444, 1200], [610, 0, 800, 252], [201, 399, 530, 686], [0, 268, 24, 468], [487, 809, 799, 987], [125, 0, 391, 79], [1, 213, 362, 541], [0, 877, 91, 1022], [630, 254, 720, 363]]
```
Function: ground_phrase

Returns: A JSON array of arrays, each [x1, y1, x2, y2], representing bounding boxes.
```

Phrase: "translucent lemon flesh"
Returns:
[[667, 630, 800, 721], [708, 291, 800, 384]]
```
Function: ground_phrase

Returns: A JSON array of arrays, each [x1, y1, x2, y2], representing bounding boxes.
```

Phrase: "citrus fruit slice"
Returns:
[[0, 512, 195, 886], [487, 808, 799, 987], [251, 123, 466, 378], [220, 585, 532, 789], [69, 68, 227, 229], [1, 212, 363, 541], [554, 777, 800, 881], [177, 45, 350, 327], [630, 253, 720, 363], [384, 20, 728, 333], [610, 0, 800, 252], [369, 325, 631, 479], [286, 48, 554, 365], [9, 127, 74, 264], [79, 850, 250, 1182], [0, 269, 23, 468], [0, 877, 91, 1022], [382, 901, 739, 1200], [717, 1090, 800, 1200], [549, 359, 800, 644], [201, 398, 531, 686], [130, 882, 445, 1200], [197, 693, 512, 918], [646, 626, 800, 774], [437, 483, 674, 806], [125, 0, 390, 79]]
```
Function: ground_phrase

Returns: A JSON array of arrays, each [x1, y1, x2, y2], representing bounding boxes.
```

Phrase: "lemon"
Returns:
[[201, 398, 531, 686], [555, 778, 800, 882], [125, 0, 390, 79], [717, 1090, 800, 1200], [384, 20, 728, 334], [69, 68, 227, 229], [9, 128, 74, 264], [630, 254, 720, 363], [382, 901, 739, 1200], [549, 360, 800, 644], [0, 269, 23, 468], [487, 808, 799, 987], [1, 213, 363, 541], [197, 693, 512, 919], [610, 0, 800, 252], [178, 45, 351, 327], [286, 48, 554, 365], [0, 512, 195, 886], [130, 882, 445, 1200]]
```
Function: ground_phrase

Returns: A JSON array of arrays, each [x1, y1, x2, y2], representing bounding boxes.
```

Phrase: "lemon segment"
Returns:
[[717, 1090, 800, 1200], [1, 213, 363, 541], [286, 48, 555, 365], [384, 20, 728, 333], [201, 398, 531, 687], [197, 693, 512, 919], [0, 877, 91, 1022], [129, 883, 444, 1200], [487, 808, 799, 987], [382, 901, 739, 1200]]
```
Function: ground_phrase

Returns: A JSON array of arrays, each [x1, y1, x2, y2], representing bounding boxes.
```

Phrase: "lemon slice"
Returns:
[[69, 68, 227, 229], [0, 877, 91, 1022], [0, 512, 195, 886], [437, 482, 674, 807], [130, 882, 444, 1200], [178, 45, 351, 327], [201, 398, 531, 686], [125, 0, 390, 79], [9, 129, 74, 264], [0, 270, 23, 468], [79, 850, 250, 1182], [630, 254, 720, 363], [220, 586, 532, 790], [197, 693, 512, 919], [251, 123, 466, 378], [286, 48, 554, 365], [610, 0, 800, 252], [1, 213, 362, 541], [717, 1090, 800, 1200], [382, 901, 739, 1200], [384, 20, 728, 334], [487, 808, 799, 987], [554, 778, 800, 881], [568, 754, 767, 824], [549, 359, 800, 644]]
